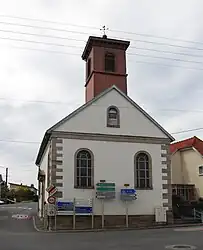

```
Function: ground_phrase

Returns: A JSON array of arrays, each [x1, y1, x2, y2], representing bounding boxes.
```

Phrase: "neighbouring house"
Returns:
[[9, 183, 38, 195], [36, 34, 175, 229], [170, 136, 203, 202]]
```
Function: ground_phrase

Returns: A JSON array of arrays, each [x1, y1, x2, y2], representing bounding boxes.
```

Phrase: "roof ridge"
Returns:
[[171, 136, 195, 145]]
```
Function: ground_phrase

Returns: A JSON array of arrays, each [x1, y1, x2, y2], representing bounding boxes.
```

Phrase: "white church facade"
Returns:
[[36, 35, 174, 229]]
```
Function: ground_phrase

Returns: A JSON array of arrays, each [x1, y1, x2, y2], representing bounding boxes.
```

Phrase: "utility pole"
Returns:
[[5, 168, 8, 188], [5, 168, 8, 201]]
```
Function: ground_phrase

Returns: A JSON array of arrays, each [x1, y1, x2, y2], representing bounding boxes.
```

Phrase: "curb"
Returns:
[[32, 216, 203, 234], [32, 216, 45, 233]]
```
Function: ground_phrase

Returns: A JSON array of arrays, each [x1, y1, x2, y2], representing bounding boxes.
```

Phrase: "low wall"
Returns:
[[49, 211, 173, 230]]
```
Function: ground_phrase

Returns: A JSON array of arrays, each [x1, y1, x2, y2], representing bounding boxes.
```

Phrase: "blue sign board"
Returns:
[[57, 201, 73, 211], [75, 206, 92, 214], [121, 189, 136, 194], [57, 201, 92, 215]]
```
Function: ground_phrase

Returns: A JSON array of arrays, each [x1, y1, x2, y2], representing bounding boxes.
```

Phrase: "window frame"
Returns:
[[134, 151, 153, 190], [199, 165, 203, 176], [74, 148, 94, 189], [104, 52, 116, 72], [106, 105, 120, 128]]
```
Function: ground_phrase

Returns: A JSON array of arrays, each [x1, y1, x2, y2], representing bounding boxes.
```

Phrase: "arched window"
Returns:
[[107, 106, 120, 127], [134, 152, 152, 189], [87, 58, 91, 79], [74, 149, 94, 188], [105, 53, 115, 72]]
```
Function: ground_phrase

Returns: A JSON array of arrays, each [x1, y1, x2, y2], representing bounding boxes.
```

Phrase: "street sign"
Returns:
[[47, 204, 56, 217], [57, 201, 74, 215], [121, 189, 136, 194], [96, 182, 116, 199], [49, 188, 58, 196], [46, 184, 55, 193], [47, 196, 56, 204], [57, 199, 93, 216], [120, 188, 137, 201]]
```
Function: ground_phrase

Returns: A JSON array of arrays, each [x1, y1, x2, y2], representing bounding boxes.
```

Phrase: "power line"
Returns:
[[0, 36, 84, 49], [128, 52, 203, 65], [134, 60, 203, 71], [1, 14, 203, 46], [1, 28, 203, 60], [131, 47, 203, 59], [0, 139, 39, 144], [0, 97, 81, 105], [3, 44, 203, 71], [1, 20, 203, 53], [2, 44, 81, 56], [109, 28, 203, 46], [0, 14, 99, 30], [1, 36, 203, 66], [158, 109, 203, 113], [130, 41, 203, 52], [172, 127, 203, 135], [0, 28, 86, 42], [0, 21, 98, 36]]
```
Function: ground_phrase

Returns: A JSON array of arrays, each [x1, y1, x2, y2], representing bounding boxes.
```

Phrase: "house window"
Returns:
[[199, 166, 203, 175], [87, 58, 91, 78], [74, 149, 94, 189], [134, 152, 152, 189], [105, 53, 115, 72], [107, 106, 120, 127]]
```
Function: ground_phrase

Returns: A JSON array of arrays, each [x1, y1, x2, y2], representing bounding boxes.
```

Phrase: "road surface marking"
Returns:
[[12, 214, 32, 220]]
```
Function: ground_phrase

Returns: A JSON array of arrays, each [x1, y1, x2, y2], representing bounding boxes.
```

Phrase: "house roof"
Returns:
[[35, 85, 175, 165], [170, 136, 203, 155], [9, 183, 37, 190]]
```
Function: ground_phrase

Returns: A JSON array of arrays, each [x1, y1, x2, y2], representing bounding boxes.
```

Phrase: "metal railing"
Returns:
[[193, 208, 203, 222]]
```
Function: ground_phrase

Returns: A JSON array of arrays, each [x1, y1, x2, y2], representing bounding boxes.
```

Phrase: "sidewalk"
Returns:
[[32, 215, 203, 233]]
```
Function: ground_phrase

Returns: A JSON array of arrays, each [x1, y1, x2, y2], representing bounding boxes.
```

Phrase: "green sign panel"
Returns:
[[96, 183, 115, 187], [97, 187, 115, 192], [96, 182, 116, 199]]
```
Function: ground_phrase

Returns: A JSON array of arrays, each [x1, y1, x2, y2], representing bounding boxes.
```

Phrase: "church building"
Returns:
[[36, 34, 175, 229]]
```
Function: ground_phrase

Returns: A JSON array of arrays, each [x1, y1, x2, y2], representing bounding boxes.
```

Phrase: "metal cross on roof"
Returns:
[[100, 25, 109, 37]]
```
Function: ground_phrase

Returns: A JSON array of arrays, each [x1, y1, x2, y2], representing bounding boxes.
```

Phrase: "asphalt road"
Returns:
[[0, 203, 203, 250], [0, 201, 37, 234]]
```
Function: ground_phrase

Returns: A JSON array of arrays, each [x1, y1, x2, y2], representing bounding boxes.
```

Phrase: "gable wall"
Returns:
[[54, 89, 169, 139]]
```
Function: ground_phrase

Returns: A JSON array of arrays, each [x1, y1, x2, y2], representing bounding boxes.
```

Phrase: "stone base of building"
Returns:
[[49, 212, 174, 230]]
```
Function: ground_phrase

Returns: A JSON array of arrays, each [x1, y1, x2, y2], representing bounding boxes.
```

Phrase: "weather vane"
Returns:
[[100, 25, 109, 37]]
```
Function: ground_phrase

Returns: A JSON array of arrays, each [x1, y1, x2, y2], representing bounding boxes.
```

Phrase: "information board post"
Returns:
[[120, 186, 137, 228], [73, 198, 76, 230], [54, 207, 57, 231], [91, 198, 94, 229], [125, 200, 129, 228], [101, 199, 104, 229]]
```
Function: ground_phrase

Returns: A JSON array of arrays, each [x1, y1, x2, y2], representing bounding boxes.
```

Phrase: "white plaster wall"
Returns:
[[58, 138, 164, 215], [54, 89, 168, 138], [38, 145, 49, 216]]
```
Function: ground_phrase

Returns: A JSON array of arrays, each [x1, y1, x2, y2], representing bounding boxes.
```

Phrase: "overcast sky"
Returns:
[[0, 0, 203, 187]]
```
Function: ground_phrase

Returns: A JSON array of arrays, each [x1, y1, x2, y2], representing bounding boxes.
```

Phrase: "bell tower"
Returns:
[[82, 33, 130, 102]]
